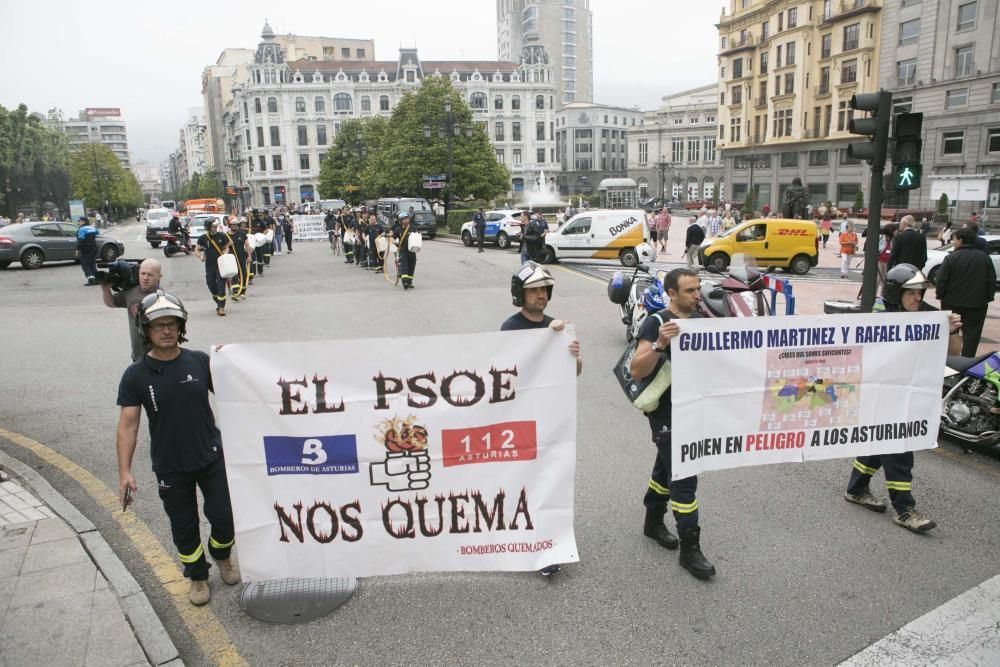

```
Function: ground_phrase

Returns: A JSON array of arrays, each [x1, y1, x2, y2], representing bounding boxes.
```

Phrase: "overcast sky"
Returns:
[[0, 0, 721, 165]]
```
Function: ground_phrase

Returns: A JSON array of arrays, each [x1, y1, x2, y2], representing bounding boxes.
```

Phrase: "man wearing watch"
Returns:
[[630, 268, 716, 580]]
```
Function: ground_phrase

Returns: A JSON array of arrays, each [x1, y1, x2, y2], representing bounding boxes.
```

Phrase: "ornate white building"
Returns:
[[223, 23, 559, 206]]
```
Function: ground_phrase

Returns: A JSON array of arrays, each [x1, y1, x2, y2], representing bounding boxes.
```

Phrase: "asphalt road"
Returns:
[[1, 220, 999, 665]]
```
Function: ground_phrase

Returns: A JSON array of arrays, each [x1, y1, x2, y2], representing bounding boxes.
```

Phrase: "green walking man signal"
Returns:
[[895, 164, 921, 189], [891, 112, 923, 191]]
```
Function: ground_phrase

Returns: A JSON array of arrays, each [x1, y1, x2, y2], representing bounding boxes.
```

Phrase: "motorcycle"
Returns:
[[940, 352, 1000, 459], [608, 264, 664, 342], [161, 228, 193, 258], [700, 255, 775, 318]]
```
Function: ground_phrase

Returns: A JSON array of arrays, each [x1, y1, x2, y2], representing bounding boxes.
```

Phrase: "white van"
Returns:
[[541, 209, 655, 267]]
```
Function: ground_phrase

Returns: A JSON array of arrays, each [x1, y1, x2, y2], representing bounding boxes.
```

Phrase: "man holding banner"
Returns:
[[630, 268, 716, 580]]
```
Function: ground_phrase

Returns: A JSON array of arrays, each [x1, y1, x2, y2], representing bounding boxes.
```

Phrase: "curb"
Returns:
[[0, 448, 182, 666]]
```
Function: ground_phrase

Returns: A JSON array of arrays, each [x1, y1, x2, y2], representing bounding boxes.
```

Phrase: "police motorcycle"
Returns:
[[699, 254, 775, 318], [940, 353, 1000, 459], [607, 264, 666, 342]]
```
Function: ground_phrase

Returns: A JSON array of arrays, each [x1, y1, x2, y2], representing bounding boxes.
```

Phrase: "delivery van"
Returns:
[[542, 209, 656, 267], [699, 218, 818, 274]]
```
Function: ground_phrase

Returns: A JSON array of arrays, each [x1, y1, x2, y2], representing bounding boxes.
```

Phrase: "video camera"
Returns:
[[95, 258, 141, 292]]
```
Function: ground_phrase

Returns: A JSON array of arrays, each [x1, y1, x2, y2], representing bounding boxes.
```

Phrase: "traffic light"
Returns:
[[847, 91, 892, 168], [892, 112, 923, 191]]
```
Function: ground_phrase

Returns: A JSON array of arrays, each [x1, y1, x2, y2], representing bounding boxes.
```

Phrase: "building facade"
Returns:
[[879, 0, 1000, 217], [554, 102, 642, 195], [54, 108, 132, 169], [223, 25, 558, 207], [497, 0, 594, 105], [717, 0, 883, 211], [174, 107, 209, 186], [627, 84, 724, 203], [132, 162, 162, 202]]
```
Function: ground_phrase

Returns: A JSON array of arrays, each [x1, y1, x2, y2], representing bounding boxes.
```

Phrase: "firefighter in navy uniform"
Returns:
[[115, 291, 239, 606], [502, 262, 581, 576], [630, 267, 716, 580], [844, 264, 962, 533], [251, 212, 267, 277], [225, 217, 250, 301], [392, 212, 418, 289], [193, 220, 232, 316]]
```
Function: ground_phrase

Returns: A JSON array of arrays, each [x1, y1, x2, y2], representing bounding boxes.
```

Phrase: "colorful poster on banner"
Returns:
[[211, 328, 579, 581], [290, 215, 327, 241], [670, 312, 948, 480]]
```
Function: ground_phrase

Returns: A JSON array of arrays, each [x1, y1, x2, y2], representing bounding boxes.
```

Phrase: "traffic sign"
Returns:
[[893, 164, 922, 190], [345, 185, 360, 192], [423, 182, 445, 189], [423, 174, 447, 182]]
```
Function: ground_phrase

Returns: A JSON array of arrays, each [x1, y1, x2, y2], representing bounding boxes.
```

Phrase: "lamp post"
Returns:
[[656, 155, 671, 203], [424, 100, 473, 221]]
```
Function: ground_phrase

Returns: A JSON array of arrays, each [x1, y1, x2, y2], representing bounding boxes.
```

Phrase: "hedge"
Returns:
[[446, 208, 477, 234]]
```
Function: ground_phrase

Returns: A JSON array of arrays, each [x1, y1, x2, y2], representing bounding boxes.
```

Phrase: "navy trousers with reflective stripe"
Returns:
[[156, 457, 235, 580], [644, 432, 699, 532], [846, 452, 915, 513]]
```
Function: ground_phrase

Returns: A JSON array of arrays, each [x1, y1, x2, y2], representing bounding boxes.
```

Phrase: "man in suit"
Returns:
[[888, 215, 927, 271]]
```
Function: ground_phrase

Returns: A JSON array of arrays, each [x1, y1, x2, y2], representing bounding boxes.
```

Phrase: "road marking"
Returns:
[[0, 427, 246, 667], [551, 263, 606, 286]]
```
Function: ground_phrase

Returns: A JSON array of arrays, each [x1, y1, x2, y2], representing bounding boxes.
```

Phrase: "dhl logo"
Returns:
[[775, 229, 811, 236]]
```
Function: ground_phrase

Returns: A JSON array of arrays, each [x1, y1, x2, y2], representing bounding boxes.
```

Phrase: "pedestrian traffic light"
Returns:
[[891, 112, 923, 191], [847, 91, 892, 169]]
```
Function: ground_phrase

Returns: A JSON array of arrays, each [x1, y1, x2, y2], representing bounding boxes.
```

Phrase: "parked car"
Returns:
[[924, 235, 1000, 286], [189, 214, 226, 243], [376, 198, 437, 238], [460, 209, 524, 249], [145, 207, 173, 247], [0, 221, 124, 270]]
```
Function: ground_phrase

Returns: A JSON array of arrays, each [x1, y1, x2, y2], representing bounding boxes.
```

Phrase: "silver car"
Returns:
[[0, 221, 124, 270]]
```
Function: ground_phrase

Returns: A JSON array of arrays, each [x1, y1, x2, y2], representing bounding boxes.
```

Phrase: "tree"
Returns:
[[69, 144, 120, 212], [0, 103, 71, 216], [853, 189, 865, 212], [318, 118, 372, 203], [937, 193, 949, 215]]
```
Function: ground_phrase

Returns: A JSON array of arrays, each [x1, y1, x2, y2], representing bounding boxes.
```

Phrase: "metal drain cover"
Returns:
[[239, 577, 357, 624]]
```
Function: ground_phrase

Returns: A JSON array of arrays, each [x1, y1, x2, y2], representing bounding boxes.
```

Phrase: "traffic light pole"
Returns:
[[854, 91, 892, 313]]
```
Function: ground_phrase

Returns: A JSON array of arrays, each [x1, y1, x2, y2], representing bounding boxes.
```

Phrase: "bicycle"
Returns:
[[378, 234, 400, 286]]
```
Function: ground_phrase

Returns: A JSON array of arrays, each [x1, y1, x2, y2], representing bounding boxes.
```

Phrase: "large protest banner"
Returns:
[[671, 312, 948, 479], [211, 328, 579, 581], [291, 214, 327, 241]]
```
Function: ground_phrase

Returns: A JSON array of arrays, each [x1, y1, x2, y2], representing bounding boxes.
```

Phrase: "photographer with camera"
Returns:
[[101, 258, 163, 362]]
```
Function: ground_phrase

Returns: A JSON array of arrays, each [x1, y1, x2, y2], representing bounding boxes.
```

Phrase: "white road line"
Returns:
[[839, 573, 1000, 666]]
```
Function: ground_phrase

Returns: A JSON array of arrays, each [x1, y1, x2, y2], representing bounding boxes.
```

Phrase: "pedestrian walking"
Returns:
[[225, 217, 251, 301], [518, 211, 533, 262], [935, 227, 997, 356], [706, 209, 722, 237], [888, 216, 927, 270], [367, 212, 383, 271], [100, 258, 162, 361], [250, 212, 267, 277], [501, 261, 581, 577], [273, 211, 285, 255], [845, 264, 962, 533], [819, 215, 832, 248], [76, 215, 99, 286], [115, 291, 240, 606], [838, 222, 858, 279], [655, 208, 671, 254], [684, 217, 705, 270], [282, 214, 294, 254], [630, 268, 715, 579], [325, 209, 340, 255], [392, 213, 418, 290], [473, 208, 487, 253], [193, 220, 232, 316]]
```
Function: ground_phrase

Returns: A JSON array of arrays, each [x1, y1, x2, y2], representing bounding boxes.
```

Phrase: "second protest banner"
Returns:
[[670, 311, 948, 479]]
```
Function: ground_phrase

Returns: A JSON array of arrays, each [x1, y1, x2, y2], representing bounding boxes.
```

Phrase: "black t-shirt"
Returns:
[[116, 349, 222, 474], [197, 232, 230, 263], [227, 230, 248, 256], [637, 309, 703, 436], [501, 312, 554, 330]]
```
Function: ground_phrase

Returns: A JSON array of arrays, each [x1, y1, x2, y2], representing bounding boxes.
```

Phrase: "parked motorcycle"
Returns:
[[161, 229, 193, 258], [940, 352, 1000, 459], [608, 264, 664, 342], [700, 256, 775, 318]]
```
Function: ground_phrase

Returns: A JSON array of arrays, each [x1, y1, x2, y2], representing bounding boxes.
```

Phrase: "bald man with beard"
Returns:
[[101, 258, 163, 361]]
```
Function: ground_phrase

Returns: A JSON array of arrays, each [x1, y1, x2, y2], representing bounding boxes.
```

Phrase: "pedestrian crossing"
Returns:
[[558, 259, 861, 286]]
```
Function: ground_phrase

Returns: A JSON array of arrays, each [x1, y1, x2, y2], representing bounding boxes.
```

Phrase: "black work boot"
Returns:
[[643, 507, 679, 549], [678, 526, 716, 580]]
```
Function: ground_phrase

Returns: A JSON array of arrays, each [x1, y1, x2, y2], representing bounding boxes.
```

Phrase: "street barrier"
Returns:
[[762, 274, 796, 315]]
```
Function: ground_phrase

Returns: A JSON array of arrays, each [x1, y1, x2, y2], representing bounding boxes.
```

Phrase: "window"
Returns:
[[809, 150, 829, 166], [511, 95, 521, 111], [687, 138, 700, 162], [733, 58, 743, 78], [993, 83, 1000, 104], [787, 7, 797, 28], [780, 152, 798, 167], [361, 96, 371, 112], [843, 23, 859, 51], [787, 42, 795, 65], [244, 129, 251, 149], [955, 46, 974, 77], [899, 19, 920, 45], [272, 155, 282, 171], [672, 138, 684, 162], [776, 45, 783, 68], [638, 140, 648, 165], [536, 95, 545, 110], [261, 186, 270, 205], [469, 93, 487, 110], [988, 129, 1000, 153], [562, 217, 591, 235], [405, 70, 415, 83], [778, 11, 783, 31], [773, 109, 792, 137], [704, 137, 716, 162], [761, 20, 769, 42], [730, 117, 742, 142], [256, 127, 264, 147], [837, 101, 853, 131], [494, 122, 504, 141], [760, 52, 768, 73], [536, 122, 545, 140], [819, 67, 830, 93], [946, 88, 968, 108], [942, 131, 964, 155], [315, 97, 325, 113], [512, 122, 521, 141], [270, 127, 280, 146], [258, 155, 266, 171], [317, 125, 327, 145], [333, 93, 352, 113], [379, 95, 389, 111], [537, 148, 546, 163], [892, 96, 913, 116], [496, 149, 505, 163], [897, 59, 917, 87], [267, 97, 278, 113], [295, 97, 306, 113], [495, 96, 504, 110], [357, 48, 366, 58], [341, 47, 350, 58], [841, 59, 857, 84], [513, 149, 522, 165], [957, 2, 977, 31], [731, 85, 743, 104], [254, 98, 262, 114], [824, 104, 832, 136], [840, 150, 860, 166], [785, 73, 795, 95], [297, 125, 308, 146], [299, 154, 310, 170], [720, 92, 726, 105]]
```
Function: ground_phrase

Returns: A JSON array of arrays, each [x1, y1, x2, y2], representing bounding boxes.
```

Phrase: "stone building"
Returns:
[[554, 102, 643, 196]]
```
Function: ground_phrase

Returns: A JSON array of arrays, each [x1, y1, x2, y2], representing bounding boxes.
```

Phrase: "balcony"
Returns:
[[821, 0, 880, 25], [721, 34, 756, 56], [755, 97, 768, 108]]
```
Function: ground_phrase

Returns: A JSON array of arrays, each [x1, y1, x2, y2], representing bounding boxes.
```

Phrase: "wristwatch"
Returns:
[[652, 342, 666, 353]]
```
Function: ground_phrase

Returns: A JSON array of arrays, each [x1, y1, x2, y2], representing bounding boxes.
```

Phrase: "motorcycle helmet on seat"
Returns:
[[511, 261, 555, 307], [642, 280, 665, 312], [136, 290, 188, 344], [607, 271, 629, 305], [883, 263, 932, 307]]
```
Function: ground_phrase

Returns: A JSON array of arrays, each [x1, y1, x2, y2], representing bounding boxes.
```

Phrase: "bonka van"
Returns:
[[699, 217, 818, 275], [542, 209, 656, 267]]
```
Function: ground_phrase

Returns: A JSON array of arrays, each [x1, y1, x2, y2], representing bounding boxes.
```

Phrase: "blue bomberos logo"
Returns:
[[263, 435, 359, 476]]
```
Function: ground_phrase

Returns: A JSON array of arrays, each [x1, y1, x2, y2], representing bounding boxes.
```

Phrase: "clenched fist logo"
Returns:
[[369, 416, 432, 491]]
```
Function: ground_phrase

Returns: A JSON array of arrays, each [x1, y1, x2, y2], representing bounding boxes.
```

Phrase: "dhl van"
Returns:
[[542, 209, 656, 267], [699, 217, 818, 274]]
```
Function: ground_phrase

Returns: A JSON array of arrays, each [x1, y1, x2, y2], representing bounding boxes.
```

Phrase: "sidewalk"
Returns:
[[0, 454, 181, 666]]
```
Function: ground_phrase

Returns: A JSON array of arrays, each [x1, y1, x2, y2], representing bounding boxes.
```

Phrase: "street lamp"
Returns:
[[423, 100, 473, 221], [655, 155, 672, 203]]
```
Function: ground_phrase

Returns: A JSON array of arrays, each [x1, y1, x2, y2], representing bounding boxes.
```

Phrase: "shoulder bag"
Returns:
[[612, 313, 672, 413]]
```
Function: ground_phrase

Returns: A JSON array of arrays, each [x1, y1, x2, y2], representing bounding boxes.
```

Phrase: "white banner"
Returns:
[[291, 214, 327, 241], [670, 312, 948, 479], [211, 329, 579, 581]]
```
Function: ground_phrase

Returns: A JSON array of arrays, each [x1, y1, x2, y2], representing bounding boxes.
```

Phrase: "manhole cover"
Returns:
[[239, 577, 357, 624]]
